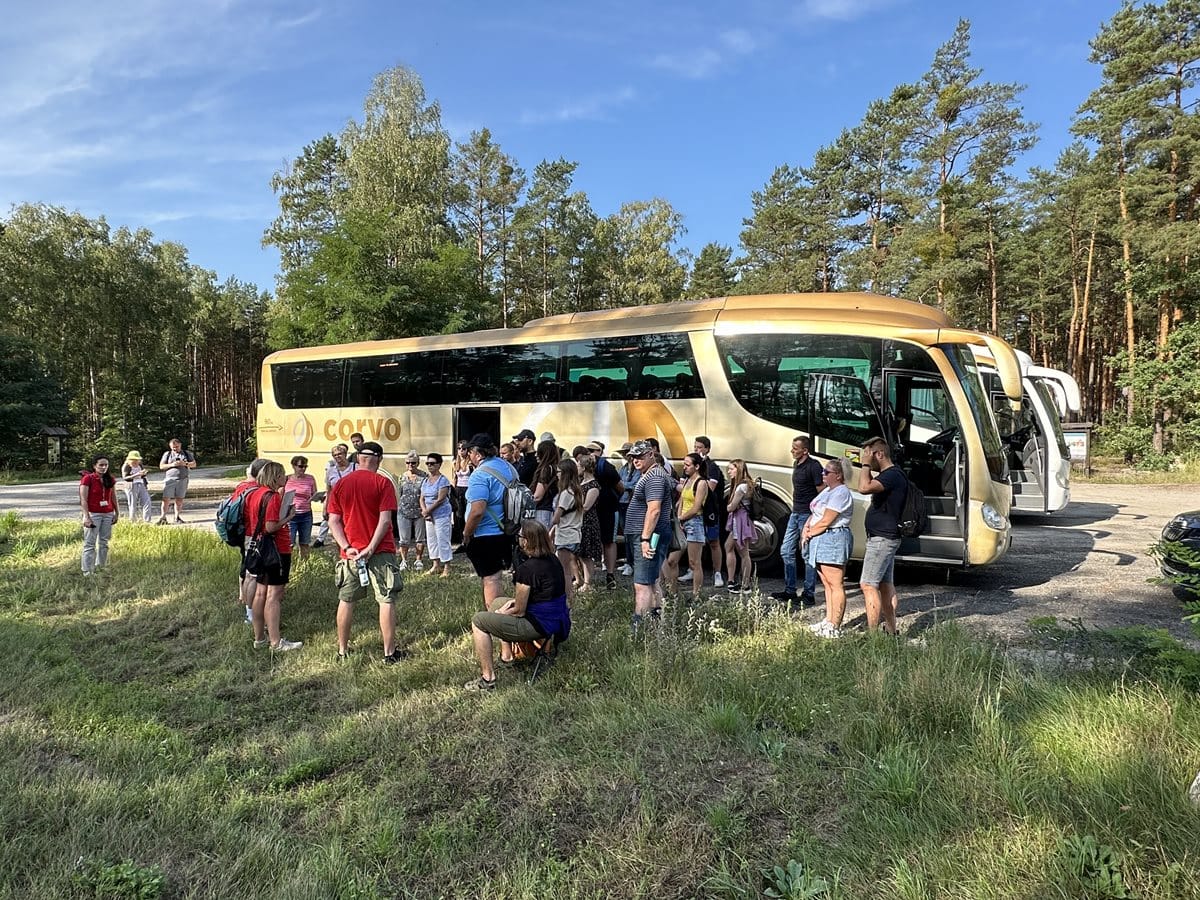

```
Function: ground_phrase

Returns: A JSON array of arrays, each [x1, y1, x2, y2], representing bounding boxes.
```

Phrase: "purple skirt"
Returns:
[[727, 507, 754, 549]]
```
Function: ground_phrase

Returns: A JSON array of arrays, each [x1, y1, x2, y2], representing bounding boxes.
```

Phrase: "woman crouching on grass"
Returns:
[[465, 520, 571, 691], [80, 455, 118, 576], [246, 461, 302, 652], [803, 457, 855, 638]]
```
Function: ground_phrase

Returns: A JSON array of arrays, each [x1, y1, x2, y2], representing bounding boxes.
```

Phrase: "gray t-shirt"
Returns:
[[161, 450, 194, 483]]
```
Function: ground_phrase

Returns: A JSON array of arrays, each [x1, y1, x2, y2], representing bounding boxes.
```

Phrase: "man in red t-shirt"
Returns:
[[231, 459, 270, 623], [328, 441, 405, 662]]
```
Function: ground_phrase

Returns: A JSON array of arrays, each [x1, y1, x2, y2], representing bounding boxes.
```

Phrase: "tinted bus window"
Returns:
[[346, 352, 440, 407], [717, 334, 883, 443], [272, 360, 345, 410], [447, 344, 561, 403], [563, 333, 703, 401]]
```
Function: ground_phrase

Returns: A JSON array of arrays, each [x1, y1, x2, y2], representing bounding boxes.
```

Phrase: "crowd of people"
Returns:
[[77, 427, 911, 678]]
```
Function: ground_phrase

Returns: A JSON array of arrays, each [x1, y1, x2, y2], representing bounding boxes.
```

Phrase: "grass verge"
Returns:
[[1, 519, 1198, 899]]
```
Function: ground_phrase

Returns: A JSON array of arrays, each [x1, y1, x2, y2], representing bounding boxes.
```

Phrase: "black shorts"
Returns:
[[597, 504, 616, 543], [465, 534, 515, 578], [255, 552, 292, 586]]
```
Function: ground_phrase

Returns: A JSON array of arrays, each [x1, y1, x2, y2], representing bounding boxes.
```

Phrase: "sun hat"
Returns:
[[125, 451, 142, 461]]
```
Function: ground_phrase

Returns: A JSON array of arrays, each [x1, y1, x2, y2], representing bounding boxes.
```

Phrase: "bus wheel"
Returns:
[[748, 495, 790, 577]]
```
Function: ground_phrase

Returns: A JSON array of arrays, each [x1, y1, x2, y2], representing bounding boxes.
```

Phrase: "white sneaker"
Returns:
[[808, 621, 842, 639], [678, 571, 694, 583], [713, 572, 724, 588], [414, 560, 424, 572], [619, 564, 633, 576], [398, 560, 408, 572], [271, 638, 303, 652]]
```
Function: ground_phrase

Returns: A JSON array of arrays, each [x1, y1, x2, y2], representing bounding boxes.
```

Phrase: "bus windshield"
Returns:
[[941, 344, 1007, 483]]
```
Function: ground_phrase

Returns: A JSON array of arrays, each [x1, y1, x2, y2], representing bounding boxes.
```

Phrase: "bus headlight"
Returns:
[[981, 503, 1006, 531]]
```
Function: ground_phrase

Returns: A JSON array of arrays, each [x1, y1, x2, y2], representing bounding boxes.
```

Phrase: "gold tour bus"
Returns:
[[257, 293, 1024, 571]]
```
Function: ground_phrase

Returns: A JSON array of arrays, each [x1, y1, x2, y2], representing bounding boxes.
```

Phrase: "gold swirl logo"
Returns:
[[293, 415, 314, 449]]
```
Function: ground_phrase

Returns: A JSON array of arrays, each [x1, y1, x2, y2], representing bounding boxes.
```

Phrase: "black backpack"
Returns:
[[897, 471, 927, 538]]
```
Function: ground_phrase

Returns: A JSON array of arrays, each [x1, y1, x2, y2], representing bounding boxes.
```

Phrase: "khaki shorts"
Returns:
[[472, 596, 544, 643], [335, 553, 404, 605]]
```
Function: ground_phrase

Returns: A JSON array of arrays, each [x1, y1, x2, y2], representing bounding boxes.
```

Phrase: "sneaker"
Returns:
[[173, 517, 184, 525], [464, 676, 496, 691], [271, 638, 303, 652], [808, 620, 842, 639], [382, 649, 408, 664], [156, 516, 167, 526], [770, 589, 798, 603], [244, 606, 253, 624], [678, 571, 693, 584], [619, 564, 633, 576], [312, 539, 324, 549], [727, 580, 742, 593], [414, 560, 424, 572], [798, 592, 817, 607], [713, 572, 725, 588], [606, 573, 617, 591], [398, 560, 409, 572]]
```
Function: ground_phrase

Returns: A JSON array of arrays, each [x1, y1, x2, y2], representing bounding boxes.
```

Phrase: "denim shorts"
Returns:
[[556, 542, 581, 554], [683, 516, 706, 543], [289, 511, 313, 546], [804, 526, 851, 567], [860, 535, 902, 586], [631, 533, 670, 585]]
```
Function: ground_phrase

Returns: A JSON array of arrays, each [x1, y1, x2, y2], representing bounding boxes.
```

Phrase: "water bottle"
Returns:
[[356, 557, 370, 586]]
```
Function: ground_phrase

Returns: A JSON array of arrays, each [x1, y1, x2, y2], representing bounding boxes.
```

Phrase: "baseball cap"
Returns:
[[512, 428, 536, 442], [466, 432, 496, 452], [618, 441, 634, 456], [539, 431, 556, 443], [627, 439, 655, 458], [357, 441, 385, 458], [587, 441, 605, 453]]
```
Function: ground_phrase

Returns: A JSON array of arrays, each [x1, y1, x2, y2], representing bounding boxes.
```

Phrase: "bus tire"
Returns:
[[748, 494, 790, 577]]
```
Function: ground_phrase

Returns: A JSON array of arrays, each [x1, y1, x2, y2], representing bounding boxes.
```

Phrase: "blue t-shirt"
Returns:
[[466, 457, 519, 537], [420, 473, 452, 521]]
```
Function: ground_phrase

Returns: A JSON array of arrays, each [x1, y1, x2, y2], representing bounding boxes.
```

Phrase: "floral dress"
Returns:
[[579, 477, 603, 563]]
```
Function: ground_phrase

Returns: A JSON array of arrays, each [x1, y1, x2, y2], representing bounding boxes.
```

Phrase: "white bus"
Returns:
[[258, 293, 1024, 570], [973, 346, 1073, 514]]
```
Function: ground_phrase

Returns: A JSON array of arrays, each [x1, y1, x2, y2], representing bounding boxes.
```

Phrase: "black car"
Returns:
[[1157, 510, 1200, 600]]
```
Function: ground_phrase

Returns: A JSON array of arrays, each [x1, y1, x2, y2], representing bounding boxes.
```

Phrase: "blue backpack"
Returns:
[[215, 489, 249, 547]]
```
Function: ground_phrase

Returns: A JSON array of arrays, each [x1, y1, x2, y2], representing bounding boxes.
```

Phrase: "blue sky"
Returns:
[[1, 0, 1116, 294]]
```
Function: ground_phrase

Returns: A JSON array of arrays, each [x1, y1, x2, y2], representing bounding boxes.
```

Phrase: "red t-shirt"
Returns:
[[80, 472, 116, 514], [327, 469, 397, 558], [244, 486, 293, 554]]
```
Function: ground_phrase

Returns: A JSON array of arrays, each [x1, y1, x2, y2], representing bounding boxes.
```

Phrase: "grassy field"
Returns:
[[1, 515, 1199, 899]]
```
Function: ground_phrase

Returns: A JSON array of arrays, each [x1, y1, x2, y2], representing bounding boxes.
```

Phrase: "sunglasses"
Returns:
[[295, 463, 307, 468], [426, 460, 440, 466], [407, 461, 419, 465], [822, 468, 839, 475]]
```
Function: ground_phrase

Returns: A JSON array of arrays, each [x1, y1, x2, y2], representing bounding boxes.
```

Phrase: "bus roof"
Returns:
[[262, 292, 954, 365]]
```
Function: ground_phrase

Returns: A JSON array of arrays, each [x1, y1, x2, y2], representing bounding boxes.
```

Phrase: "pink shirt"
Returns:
[[285, 473, 318, 514]]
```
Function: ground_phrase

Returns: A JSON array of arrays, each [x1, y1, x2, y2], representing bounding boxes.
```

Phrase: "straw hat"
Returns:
[[125, 451, 142, 461]]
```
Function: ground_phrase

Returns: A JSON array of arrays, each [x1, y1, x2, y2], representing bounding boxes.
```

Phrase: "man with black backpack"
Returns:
[[858, 437, 908, 635], [222, 458, 270, 625]]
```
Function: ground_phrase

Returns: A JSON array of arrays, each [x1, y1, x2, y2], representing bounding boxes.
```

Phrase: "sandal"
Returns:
[[464, 676, 496, 691]]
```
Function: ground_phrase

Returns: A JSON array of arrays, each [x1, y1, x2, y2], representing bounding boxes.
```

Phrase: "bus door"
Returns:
[[884, 370, 968, 564], [990, 390, 1047, 514], [453, 407, 501, 451]]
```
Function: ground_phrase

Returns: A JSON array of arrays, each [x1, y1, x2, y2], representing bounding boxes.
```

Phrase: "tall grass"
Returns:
[[0, 518, 1197, 898]]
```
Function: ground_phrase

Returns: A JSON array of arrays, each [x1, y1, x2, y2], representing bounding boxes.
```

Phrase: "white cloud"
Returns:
[[796, 0, 894, 22], [519, 87, 637, 125], [648, 26, 761, 80]]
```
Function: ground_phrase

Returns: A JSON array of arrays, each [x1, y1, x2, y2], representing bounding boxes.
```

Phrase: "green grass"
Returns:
[[1, 520, 1199, 899], [0, 468, 81, 485], [1076, 457, 1200, 484]]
